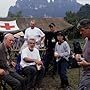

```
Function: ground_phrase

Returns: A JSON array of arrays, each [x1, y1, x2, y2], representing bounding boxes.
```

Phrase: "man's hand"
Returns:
[[54, 52, 60, 58], [75, 54, 82, 62], [0, 69, 5, 76], [35, 60, 43, 65], [77, 59, 89, 66], [11, 61, 16, 67]]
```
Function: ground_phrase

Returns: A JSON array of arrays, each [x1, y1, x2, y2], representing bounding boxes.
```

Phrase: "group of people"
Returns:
[[0, 19, 90, 90]]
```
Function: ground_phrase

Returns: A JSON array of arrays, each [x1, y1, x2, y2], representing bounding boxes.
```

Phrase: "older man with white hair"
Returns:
[[0, 33, 26, 90], [20, 37, 45, 90]]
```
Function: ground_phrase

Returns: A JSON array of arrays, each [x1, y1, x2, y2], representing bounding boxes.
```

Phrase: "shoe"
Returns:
[[34, 87, 43, 90], [63, 86, 71, 90]]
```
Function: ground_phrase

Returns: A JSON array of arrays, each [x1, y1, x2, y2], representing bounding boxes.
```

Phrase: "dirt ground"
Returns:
[[1, 68, 80, 90], [40, 68, 81, 90]]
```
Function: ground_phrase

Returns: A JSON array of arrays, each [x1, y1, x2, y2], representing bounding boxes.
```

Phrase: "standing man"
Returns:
[[20, 37, 45, 90], [44, 23, 57, 75], [76, 19, 90, 90], [22, 20, 45, 50], [0, 33, 25, 90]]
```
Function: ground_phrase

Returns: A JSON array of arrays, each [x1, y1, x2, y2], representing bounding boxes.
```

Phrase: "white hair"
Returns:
[[4, 33, 14, 39], [27, 36, 36, 44]]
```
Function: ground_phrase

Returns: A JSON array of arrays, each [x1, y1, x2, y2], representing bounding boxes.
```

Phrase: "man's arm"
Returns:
[[77, 59, 90, 66], [41, 36, 45, 43], [23, 57, 43, 65], [0, 49, 9, 70], [23, 57, 36, 63], [75, 54, 90, 66], [39, 29, 45, 44], [0, 69, 5, 76]]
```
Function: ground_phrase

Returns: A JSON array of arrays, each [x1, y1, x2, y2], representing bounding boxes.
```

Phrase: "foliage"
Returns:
[[64, 4, 90, 39], [77, 4, 90, 19], [8, 11, 23, 18], [65, 4, 90, 26], [64, 11, 79, 25]]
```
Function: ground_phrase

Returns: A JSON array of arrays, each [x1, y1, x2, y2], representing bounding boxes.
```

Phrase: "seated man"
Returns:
[[20, 37, 45, 89], [0, 33, 26, 90]]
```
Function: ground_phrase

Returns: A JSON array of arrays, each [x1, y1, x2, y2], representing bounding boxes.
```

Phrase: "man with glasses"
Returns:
[[20, 37, 45, 90]]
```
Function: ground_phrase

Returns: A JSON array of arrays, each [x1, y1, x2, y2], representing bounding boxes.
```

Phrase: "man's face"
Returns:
[[28, 40, 35, 49], [5, 36, 14, 48], [80, 28, 90, 39], [49, 26, 55, 32], [30, 21, 35, 29]]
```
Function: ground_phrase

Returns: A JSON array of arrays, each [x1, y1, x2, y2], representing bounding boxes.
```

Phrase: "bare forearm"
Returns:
[[41, 36, 45, 42], [77, 58, 90, 66], [87, 62, 90, 66], [23, 57, 36, 63]]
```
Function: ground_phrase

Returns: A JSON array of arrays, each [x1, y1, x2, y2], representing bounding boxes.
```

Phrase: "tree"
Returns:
[[8, 11, 23, 18], [8, 11, 15, 18], [77, 4, 90, 19], [64, 11, 79, 25], [15, 11, 23, 17], [64, 11, 80, 39]]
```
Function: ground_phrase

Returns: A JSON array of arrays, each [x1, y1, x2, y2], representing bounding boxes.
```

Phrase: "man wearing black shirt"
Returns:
[[44, 23, 58, 75]]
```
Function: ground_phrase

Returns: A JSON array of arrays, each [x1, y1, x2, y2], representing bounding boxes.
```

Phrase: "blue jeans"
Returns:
[[57, 58, 69, 86]]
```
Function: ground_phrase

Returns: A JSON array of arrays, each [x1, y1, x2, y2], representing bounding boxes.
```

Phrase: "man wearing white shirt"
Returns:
[[20, 37, 45, 90], [23, 20, 45, 49]]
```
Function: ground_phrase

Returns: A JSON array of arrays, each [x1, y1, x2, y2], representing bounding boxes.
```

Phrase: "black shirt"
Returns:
[[44, 31, 57, 50]]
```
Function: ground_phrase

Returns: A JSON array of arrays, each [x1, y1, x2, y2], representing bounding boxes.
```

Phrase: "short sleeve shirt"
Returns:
[[20, 47, 41, 68], [24, 27, 45, 42]]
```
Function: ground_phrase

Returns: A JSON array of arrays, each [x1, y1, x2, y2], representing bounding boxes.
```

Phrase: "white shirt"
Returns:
[[20, 47, 41, 68], [23, 27, 45, 49], [20, 27, 45, 52], [24, 27, 45, 42]]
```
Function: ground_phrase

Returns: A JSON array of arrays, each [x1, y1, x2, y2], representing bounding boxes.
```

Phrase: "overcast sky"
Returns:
[[0, 0, 90, 17]]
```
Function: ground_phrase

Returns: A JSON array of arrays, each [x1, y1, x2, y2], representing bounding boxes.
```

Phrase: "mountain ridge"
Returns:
[[9, 0, 82, 17]]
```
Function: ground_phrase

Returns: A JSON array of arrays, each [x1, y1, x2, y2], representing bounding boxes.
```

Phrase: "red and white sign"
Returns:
[[0, 20, 19, 32]]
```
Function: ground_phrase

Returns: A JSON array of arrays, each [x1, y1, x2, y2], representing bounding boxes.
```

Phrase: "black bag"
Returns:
[[68, 56, 79, 68], [73, 41, 82, 54]]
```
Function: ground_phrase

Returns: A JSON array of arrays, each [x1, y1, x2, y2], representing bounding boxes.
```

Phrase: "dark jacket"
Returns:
[[0, 43, 10, 70], [44, 31, 57, 50]]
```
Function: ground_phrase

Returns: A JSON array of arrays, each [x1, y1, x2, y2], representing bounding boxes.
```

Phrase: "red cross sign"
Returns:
[[0, 23, 15, 30], [0, 20, 19, 32]]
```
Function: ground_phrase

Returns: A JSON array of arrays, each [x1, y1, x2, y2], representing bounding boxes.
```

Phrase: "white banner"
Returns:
[[0, 20, 19, 32]]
